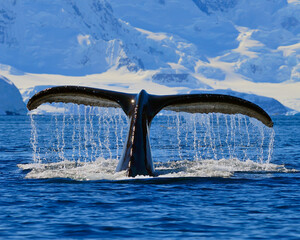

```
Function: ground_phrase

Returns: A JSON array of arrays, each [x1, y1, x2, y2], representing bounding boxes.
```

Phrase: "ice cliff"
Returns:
[[0, 75, 27, 115]]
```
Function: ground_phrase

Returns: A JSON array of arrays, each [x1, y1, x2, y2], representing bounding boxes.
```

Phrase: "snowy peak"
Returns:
[[1, 0, 298, 83], [0, 0, 299, 113], [0, 0, 126, 74], [111, 0, 299, 83], [0, 0, 193, 75]]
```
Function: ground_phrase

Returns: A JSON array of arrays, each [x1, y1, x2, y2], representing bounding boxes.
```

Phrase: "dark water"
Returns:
[[0, 115, 300, 239]]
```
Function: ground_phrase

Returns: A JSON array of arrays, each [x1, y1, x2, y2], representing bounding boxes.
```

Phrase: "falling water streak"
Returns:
[[259, 124, 265, 163], [77, 105, 82, 162], [223, 115, 228, 158], [166, 114, 170, 160], [83, 106, 89, 162], [104, 108, 112, 159], [234, 116, 238, 159], [173, 115, 177, 160], [244, 118, 250, 160], [113, 108, 119, 160], [205, 115, 211, 158], [30, 114, 40, 163], [165, 114, 171, 160], [184, 115, 189, 153], [176, 113, 183, 160], [192, 114, 199, 161], [267, 128, 275, 164], [226, 115, 232, 159], [196, 115, 204, 160], [50, 115, 56, 163], [237, 115, 242, 160], [56, 114, 62, 162], [97, 108, 104, 159], [93, 108, 99, 160], [61, 112, 66, 164], [203, 115, 211, 159], [88, 107, 97, 161], [238, 115, 247, 161], [29, 107, 276, 172], [237, 115, 242, 154], [70, 106, 76, 162], [244, 117, 250, 147], [230, 115, 236, 159], [168, 114, 174, 161], [216, 114, 224, 159], [210, 114, 218, 160], [230, 115, 235, 160], [244, 117, 250, 161], [208, 113, 217, 159], [204, 115, 211, 158], [55, 115, 62, 162], [118, 109, 125, 158]]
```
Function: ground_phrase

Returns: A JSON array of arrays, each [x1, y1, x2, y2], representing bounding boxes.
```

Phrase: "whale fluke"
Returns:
[[27, 86, 273, 177], [27, 86, 135, 116], [150, 94, 273, 128]]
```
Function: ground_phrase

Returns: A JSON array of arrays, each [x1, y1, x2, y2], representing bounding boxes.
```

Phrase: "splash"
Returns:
[[18, 157, 295, 181], [23, 103, 284, 180]]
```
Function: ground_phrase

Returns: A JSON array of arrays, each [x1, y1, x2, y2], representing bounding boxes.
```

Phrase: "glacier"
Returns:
[[0, 0, 299, 113]]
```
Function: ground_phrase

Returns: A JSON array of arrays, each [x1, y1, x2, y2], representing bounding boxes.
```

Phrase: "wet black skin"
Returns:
[[27, 86, 273, 177], [116, 90, 155, 176]]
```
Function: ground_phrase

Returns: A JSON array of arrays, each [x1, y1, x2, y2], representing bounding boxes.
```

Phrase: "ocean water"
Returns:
[[0, 112, 300, 239]]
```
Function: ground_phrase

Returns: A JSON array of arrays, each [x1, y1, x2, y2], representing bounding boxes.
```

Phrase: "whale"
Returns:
[[27, 86, 273, 177]]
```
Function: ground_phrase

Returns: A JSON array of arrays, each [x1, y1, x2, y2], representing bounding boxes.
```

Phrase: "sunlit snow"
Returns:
[[0, 0, 299, 114]]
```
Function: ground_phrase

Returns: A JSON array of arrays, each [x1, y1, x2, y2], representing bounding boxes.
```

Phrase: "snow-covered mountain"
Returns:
[[0, 0, 299, 114], [0, 75, 27, 115], [110, 0, 300, 83], [0, 0, 190, 75]]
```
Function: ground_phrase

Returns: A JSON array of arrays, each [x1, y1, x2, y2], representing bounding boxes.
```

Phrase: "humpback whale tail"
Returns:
[[27, 86, 273, 177]]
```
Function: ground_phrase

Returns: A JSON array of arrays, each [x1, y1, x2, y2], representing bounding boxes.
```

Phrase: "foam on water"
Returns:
[[23, 103, 292, 181], [18, 158, 125, 181], [18, 157, 295, 181]]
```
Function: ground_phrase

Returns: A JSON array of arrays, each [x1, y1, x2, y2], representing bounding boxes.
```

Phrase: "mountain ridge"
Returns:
[[0, 0, 299, 114]]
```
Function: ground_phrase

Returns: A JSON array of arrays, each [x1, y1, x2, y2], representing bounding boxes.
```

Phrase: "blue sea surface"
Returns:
[[0, 115, 300, 239]]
